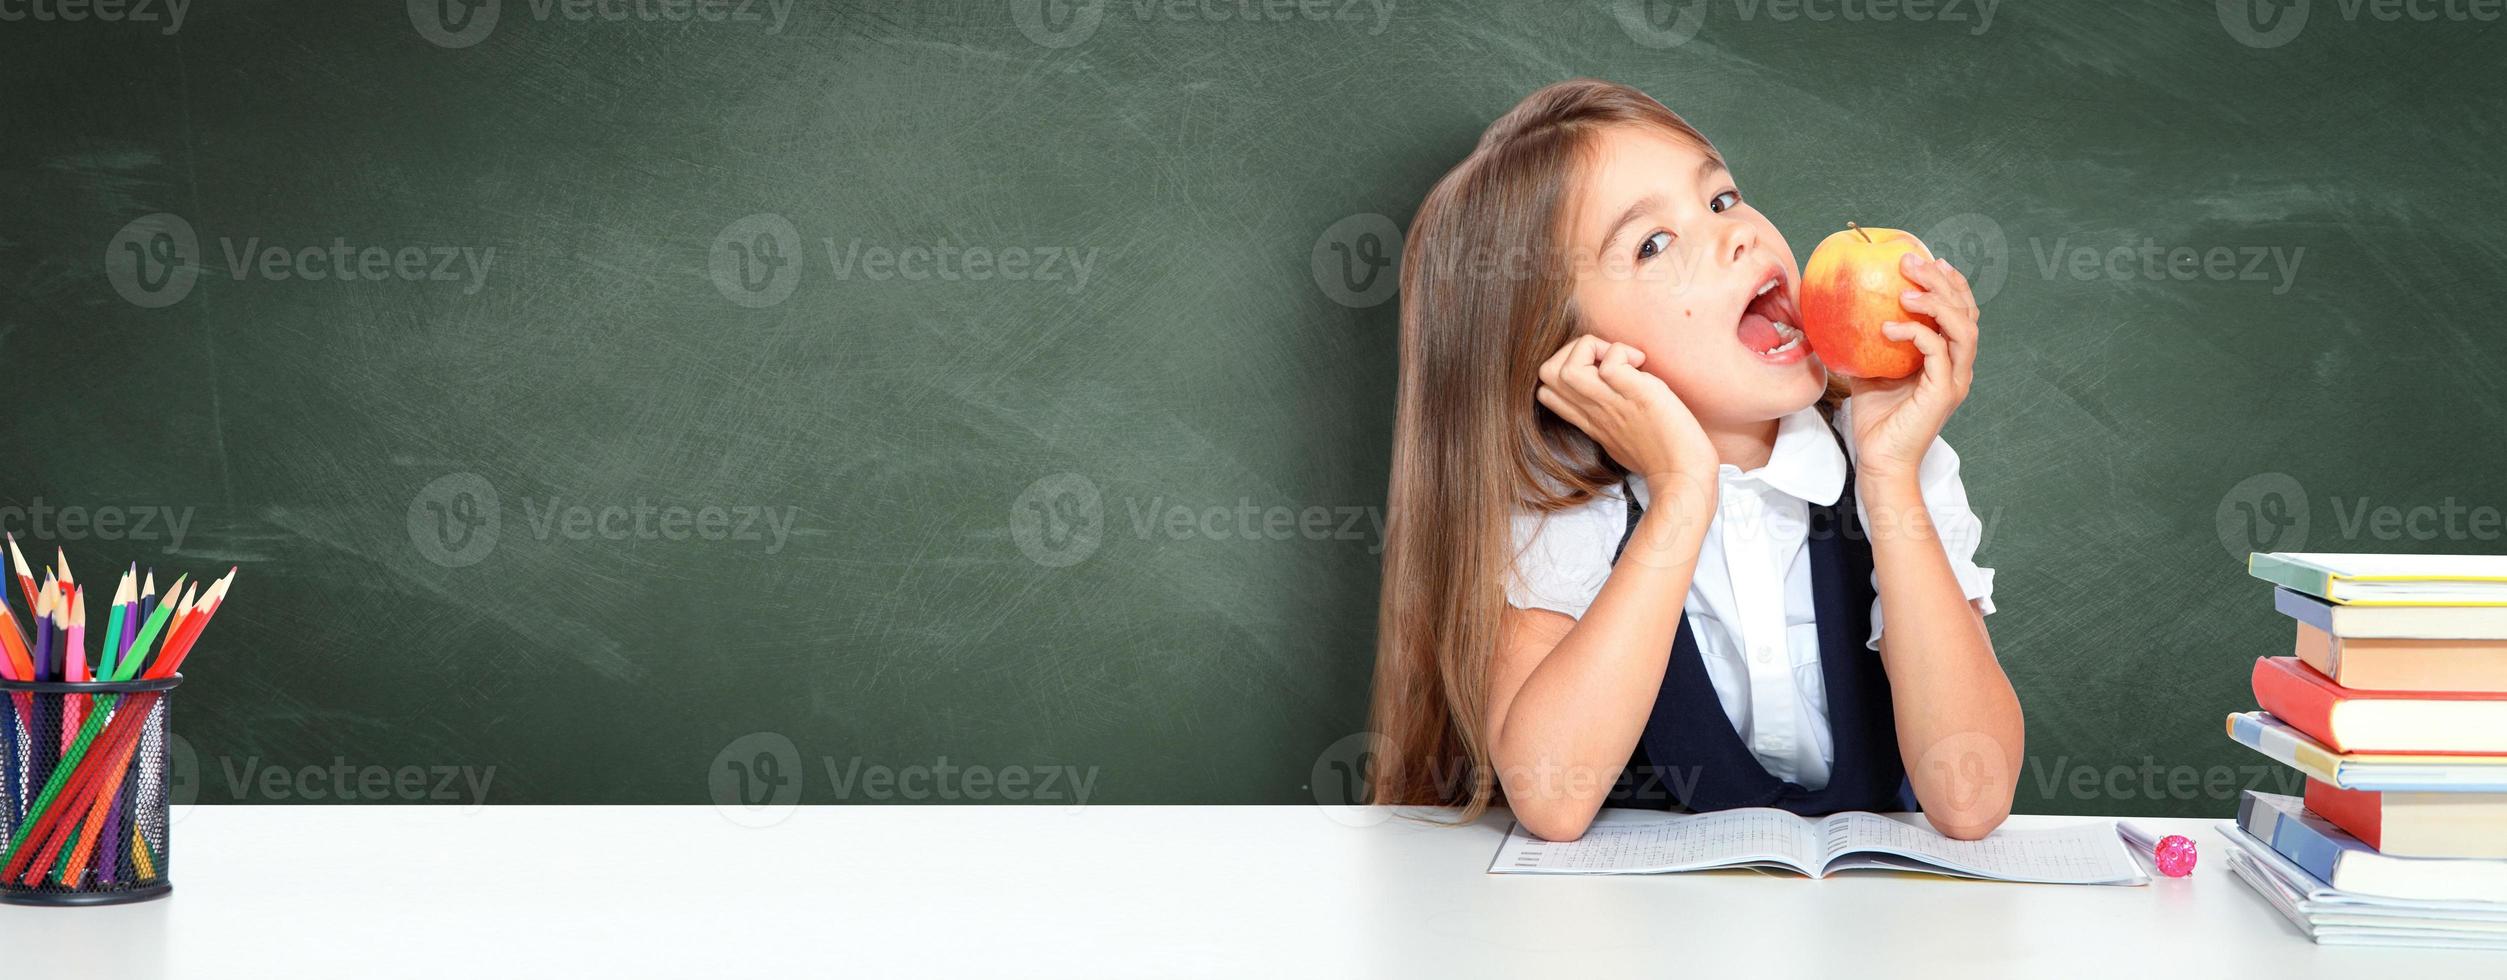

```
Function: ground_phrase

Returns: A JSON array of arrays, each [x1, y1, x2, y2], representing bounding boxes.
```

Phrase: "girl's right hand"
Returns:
[[1534, 337, 1717, 489]]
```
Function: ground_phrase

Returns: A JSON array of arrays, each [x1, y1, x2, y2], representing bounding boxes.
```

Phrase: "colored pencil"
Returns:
[[10, 704, 145, 883], [0, 556, 237, 891], [0, 593, 30, 682], [60, 593, 85, 755], [147, 584, 197, 679], [0, 688, 136, 876], [67, 590, 88, 683], [32, 583, 53, 682], [150, 571, 234, 679], [123, 568, 147, 666], [98, 570, 133, 682], [134, 572, 158, 664], [5, 534, 35, 615], [110, 575, 186, 684]]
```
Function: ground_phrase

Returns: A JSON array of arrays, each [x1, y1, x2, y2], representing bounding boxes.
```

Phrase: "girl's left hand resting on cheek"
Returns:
[[1843, 253, 1979, 481]]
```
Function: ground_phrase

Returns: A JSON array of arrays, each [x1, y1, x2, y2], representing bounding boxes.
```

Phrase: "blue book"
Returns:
[[2236, 791, 2507, 903]]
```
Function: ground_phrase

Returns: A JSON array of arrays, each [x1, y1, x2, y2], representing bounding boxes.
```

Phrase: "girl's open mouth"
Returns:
[[1735, 271, 1806, 364]]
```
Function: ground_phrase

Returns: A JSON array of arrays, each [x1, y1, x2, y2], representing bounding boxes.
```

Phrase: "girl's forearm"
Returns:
[[1859, 471, 2024, 839], [1491, 486, 1713, 840]]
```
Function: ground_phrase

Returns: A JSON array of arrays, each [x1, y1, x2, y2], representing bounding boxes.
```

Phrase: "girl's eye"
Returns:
[[1709, 190, 1741, 213], [1637, 231, 1673, 260]]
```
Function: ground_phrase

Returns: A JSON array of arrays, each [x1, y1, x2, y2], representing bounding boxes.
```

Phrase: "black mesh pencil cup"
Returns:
[[0, 675, 180, 906]]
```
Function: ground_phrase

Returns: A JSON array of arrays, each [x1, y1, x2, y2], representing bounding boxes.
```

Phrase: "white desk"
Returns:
[[0, 806, 2487, 977]]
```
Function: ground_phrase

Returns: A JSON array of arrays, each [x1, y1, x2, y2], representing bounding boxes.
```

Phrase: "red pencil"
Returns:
[[149, 569, 235, 679]]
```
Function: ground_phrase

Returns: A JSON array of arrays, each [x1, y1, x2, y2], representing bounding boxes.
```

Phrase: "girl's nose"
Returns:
[[1715, 219, 1756, 270]]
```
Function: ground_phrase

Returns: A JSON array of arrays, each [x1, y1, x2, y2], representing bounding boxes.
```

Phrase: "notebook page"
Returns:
[[1818, 812, 2147, 885], [1489, 808, 1820, 874]]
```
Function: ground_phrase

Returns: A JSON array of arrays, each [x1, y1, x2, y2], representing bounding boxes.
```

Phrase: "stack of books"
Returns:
[[2220, 552, 2507, 950]]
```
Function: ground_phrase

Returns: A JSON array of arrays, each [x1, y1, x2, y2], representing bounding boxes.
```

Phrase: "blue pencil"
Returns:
[[132, 572, 157, 675], [32, 584, 52, 682]]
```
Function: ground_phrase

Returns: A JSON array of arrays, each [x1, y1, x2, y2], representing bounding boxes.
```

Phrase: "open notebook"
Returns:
[[1489, 808, 2147, 885]]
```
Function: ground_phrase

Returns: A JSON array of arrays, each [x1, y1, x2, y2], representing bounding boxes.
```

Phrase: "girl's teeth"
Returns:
[[1758, 320, 1802, 355]]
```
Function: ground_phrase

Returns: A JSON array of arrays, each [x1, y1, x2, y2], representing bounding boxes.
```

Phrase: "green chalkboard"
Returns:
[[2, 2, 2501, 816]]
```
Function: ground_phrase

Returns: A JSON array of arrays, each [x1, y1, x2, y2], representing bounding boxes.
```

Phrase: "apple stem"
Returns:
[[1849, 222, 1871, 244]]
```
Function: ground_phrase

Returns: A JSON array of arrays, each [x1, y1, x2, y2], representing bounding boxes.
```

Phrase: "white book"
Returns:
[[2220, 825, 2507, 950], [1488, 808, 2147, 885]]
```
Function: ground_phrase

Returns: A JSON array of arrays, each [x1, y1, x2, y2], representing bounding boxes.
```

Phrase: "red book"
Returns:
[[2305, 778, 2507, 858], [2251, 656, 2507, 754]]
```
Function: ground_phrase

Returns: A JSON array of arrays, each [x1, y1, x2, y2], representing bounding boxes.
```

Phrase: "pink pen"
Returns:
[[2119, 820, 2197, 877]]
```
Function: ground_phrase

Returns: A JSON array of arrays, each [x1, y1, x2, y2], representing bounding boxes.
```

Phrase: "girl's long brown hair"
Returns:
[[1366, 80, 1733, 815]]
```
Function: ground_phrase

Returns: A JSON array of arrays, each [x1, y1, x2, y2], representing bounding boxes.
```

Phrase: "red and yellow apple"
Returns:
[[1798, 223, 1933, 379]]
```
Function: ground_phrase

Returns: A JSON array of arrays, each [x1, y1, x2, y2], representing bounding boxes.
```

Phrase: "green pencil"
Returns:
[[109, 574, 184, 683]]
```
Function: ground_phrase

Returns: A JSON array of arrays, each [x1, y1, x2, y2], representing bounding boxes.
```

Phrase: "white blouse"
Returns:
[[1504, 399, 1995, 791]]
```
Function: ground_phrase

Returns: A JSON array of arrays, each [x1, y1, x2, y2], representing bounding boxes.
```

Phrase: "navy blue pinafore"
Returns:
[[1604, 466, 1916, 815]]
